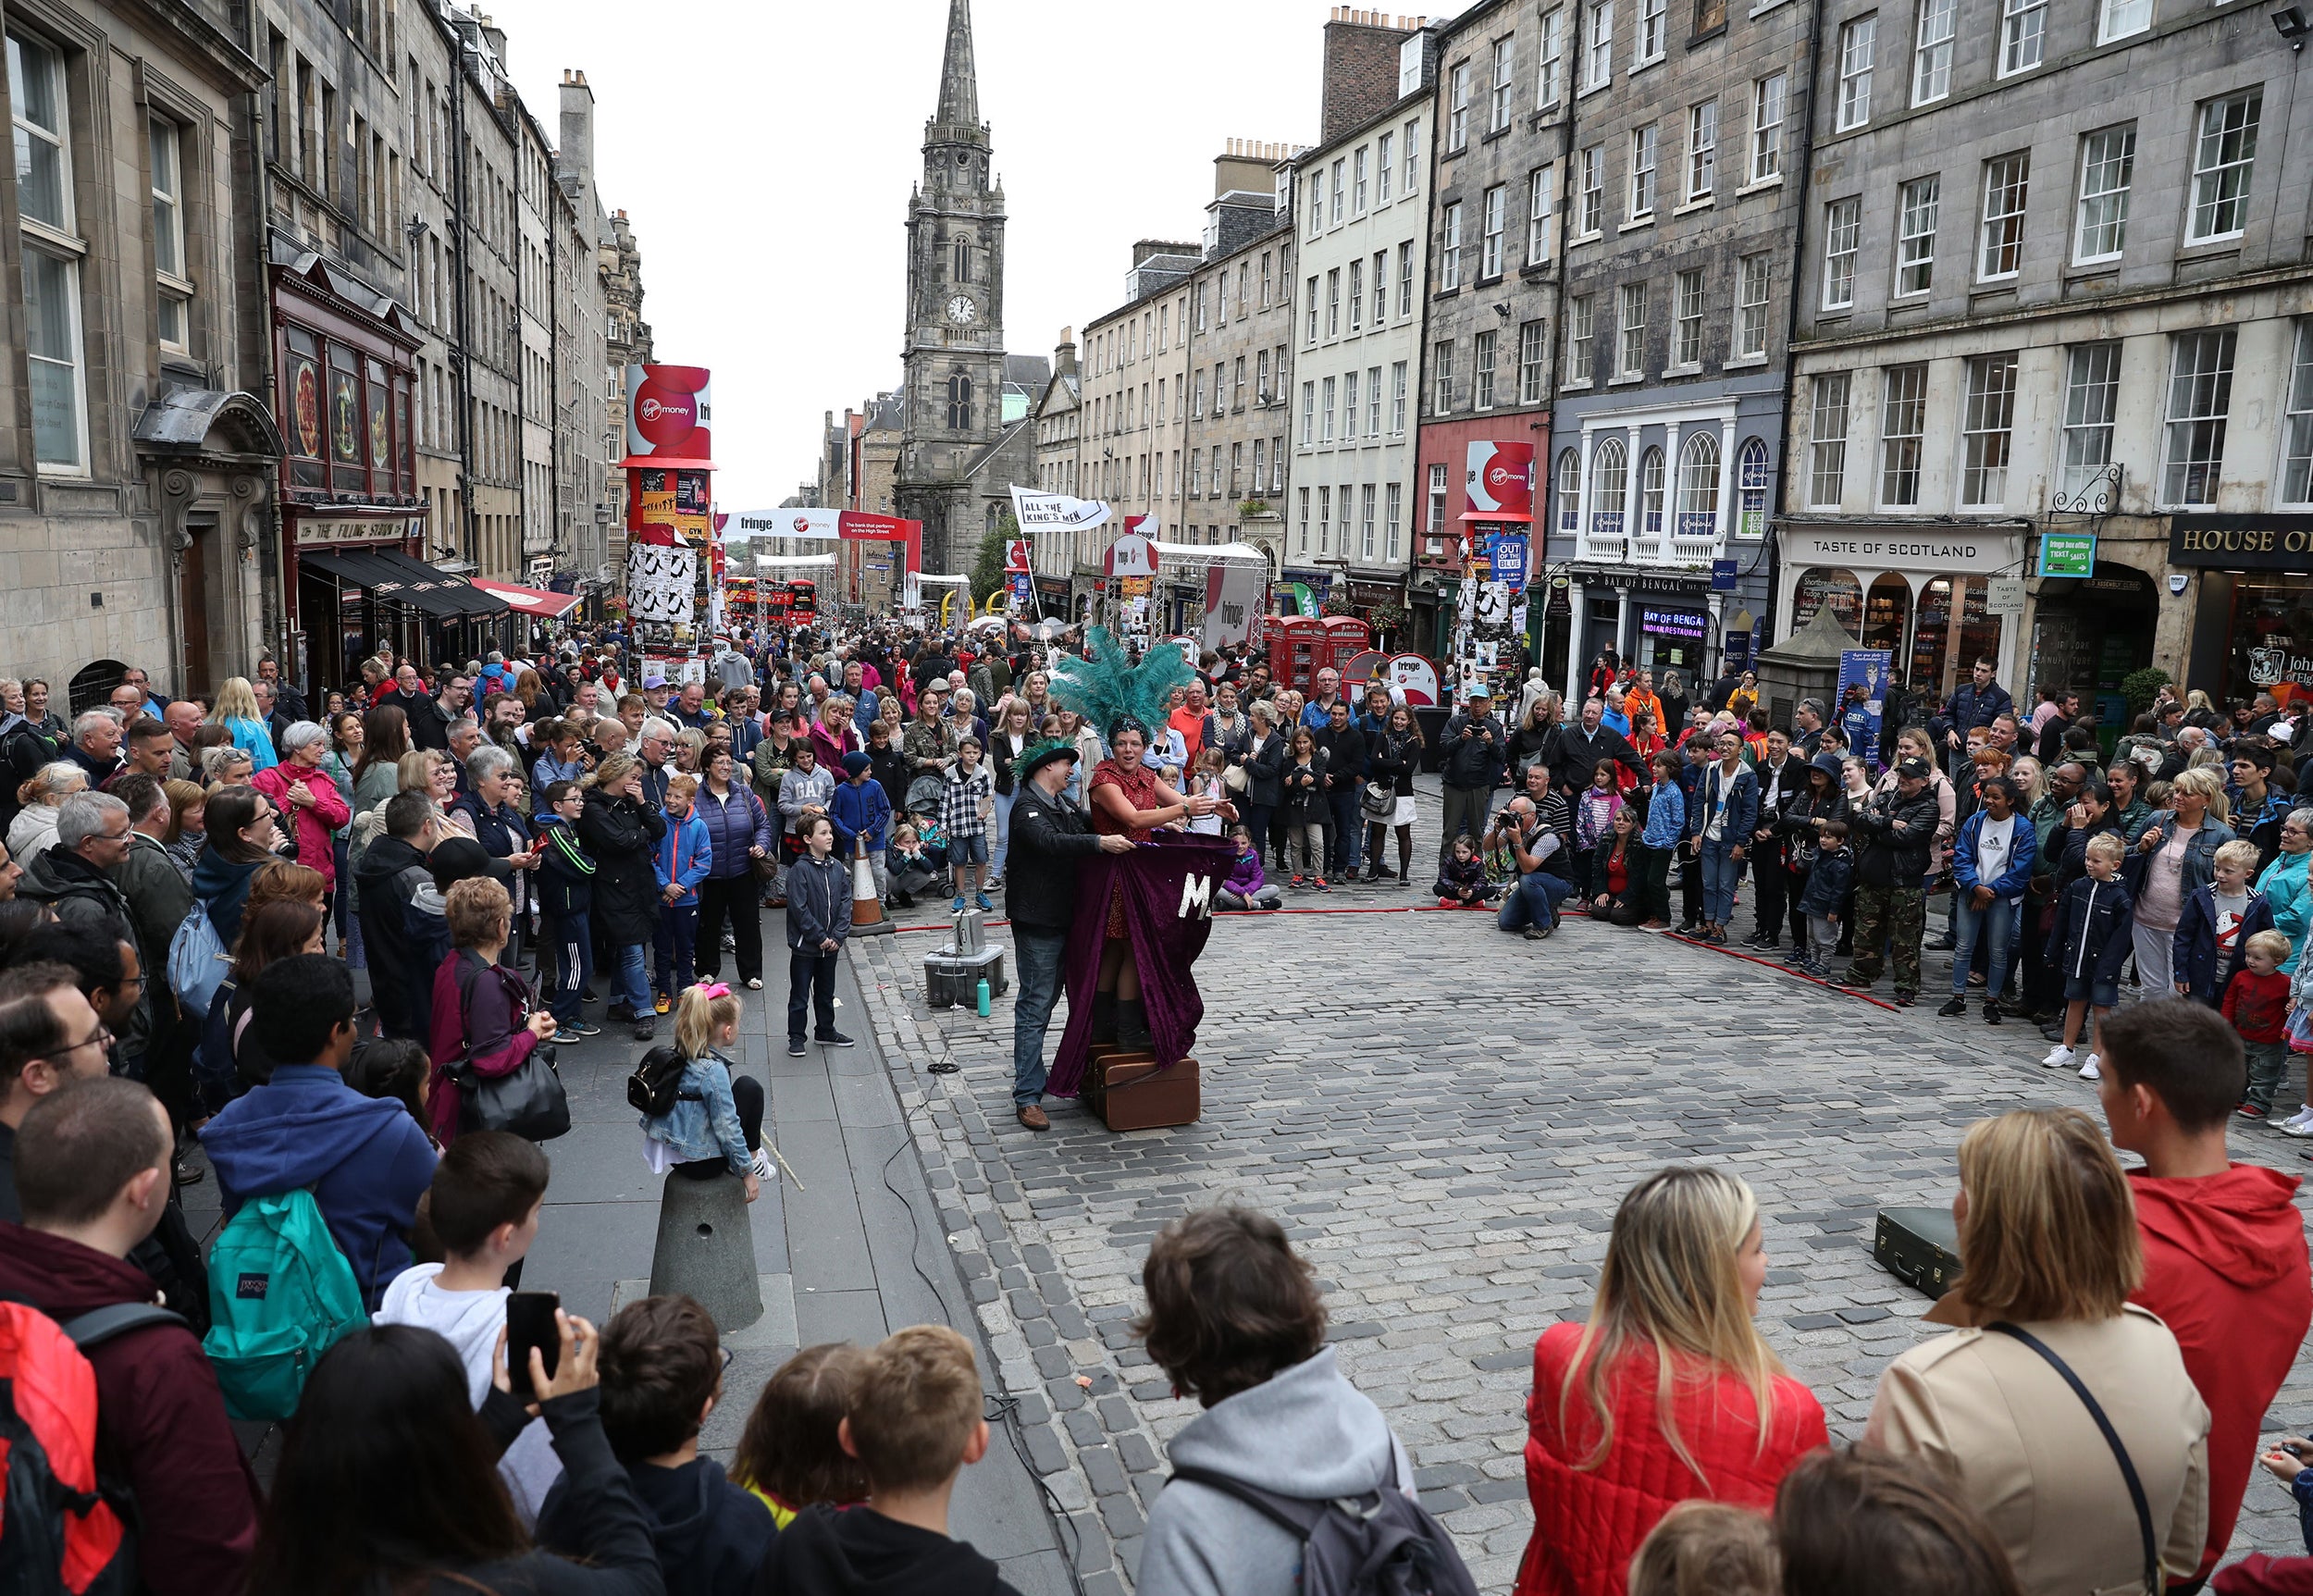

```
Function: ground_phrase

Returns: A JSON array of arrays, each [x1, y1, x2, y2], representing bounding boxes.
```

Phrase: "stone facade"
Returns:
[[0, 0, 275, 700], [1541, 0, 1808, 689], [1077, 242, 1200, 612], [555, 71, 612, 590], [1288, 22, 1437, 613], [1415, 0, 1564, 660], [600, 205, 651, 566], [1782, 0, 2313, 712]]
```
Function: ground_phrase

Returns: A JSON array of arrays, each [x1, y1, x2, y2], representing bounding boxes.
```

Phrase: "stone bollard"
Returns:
[[647, 1171, 763, 1332]]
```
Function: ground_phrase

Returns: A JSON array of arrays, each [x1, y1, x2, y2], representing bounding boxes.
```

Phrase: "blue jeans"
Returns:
[[653, 902, 699, 998], [787, 947, 838, 1041], [1012, 928, 1066, 1106], [993, 788, 1016, 876], [1497, 871, 1571, 933], [1951, 893, 2020, 999], [543, 909, 593, 1024], [1328, 789, 1363, 875], [1701, 836, 1746, 924], [612, 943, 651, 1017]]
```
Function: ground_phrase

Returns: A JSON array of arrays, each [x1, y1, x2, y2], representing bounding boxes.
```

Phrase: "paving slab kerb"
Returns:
[[850, 776, 2313, 1590]]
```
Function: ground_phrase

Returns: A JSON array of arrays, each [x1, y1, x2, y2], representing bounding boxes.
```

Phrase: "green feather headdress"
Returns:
[[1047, 627, 1195, 748]]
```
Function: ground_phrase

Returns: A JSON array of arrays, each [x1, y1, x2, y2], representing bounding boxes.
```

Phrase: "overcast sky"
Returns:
[[476, 0, 1449, 514]]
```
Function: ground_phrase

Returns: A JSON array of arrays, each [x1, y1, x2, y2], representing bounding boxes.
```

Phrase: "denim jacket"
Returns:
[[641, 1048, 749, 1174]]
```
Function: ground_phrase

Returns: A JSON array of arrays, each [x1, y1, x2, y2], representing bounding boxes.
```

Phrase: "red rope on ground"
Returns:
[[1662, 930, 1907, 1012]]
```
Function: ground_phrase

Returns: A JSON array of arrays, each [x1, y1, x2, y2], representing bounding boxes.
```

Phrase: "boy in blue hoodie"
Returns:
[[830, 750, 894, 906], [533, 778, 599, 1042], [1794, 819, 1853, 979], [652, 773, 712, 1012], [201, 954, 437, 1308], [2043, 832, 2134, 1080]]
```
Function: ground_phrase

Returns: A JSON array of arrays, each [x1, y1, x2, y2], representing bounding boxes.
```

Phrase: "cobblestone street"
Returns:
[[848, 797, 2313, 1592]]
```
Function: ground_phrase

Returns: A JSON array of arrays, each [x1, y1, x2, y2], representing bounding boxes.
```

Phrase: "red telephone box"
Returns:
[[1317, 616, 1373, 679], [1267, 617, 1328, 692]]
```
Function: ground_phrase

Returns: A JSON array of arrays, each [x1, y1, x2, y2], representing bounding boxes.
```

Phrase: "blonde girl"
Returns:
[[638, 981, 764, 1200], [207, 674, 278, 772]]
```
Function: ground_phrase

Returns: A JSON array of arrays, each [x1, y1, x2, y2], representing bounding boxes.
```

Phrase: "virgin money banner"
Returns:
[[729, 507, 839, 540], [1202, 562, 1265, 654], [1009, 487, 1113, 533], [623, 365, 712, 467], [1463, 439, 1536, 522]]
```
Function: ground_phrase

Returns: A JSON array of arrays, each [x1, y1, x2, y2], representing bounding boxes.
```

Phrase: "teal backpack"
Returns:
[[200, 1188, 370, 1420]]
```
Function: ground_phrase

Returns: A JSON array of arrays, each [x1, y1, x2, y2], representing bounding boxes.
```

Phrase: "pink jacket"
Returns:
[[810, 718, 860, 772], [250, 762, 352, 887]]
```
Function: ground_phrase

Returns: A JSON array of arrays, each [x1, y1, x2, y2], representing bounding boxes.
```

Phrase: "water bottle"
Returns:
[[975, 977, 991, 1017]]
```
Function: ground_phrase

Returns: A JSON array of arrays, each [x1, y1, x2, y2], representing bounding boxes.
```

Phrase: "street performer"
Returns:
[[1006, 737, 1133, 1131]]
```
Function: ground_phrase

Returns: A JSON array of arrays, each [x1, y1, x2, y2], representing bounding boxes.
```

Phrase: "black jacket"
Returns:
[[577, 788, 669, 945], [352, 834, 451, 1042], [429, 1390, 662, 1595], [1851, 784, 1940, 887], [380, 687, 450, 750], [1314, 723, 1367, 790], [1440, 713, 1507, 791], [1549, 724, 1636, 796], [1367, 730, 1420, 798], [1279, 750, 1330, 821], [541, 1454, 772, 1596], [1004, 784, 1104, 934], [534, 813, 597, 920], [756, 1503, 1017, 1596], [1242, 733, 1288, 808], [2045, 874, 2136, 984], [867, 743, 910, 814], [1750, 755, 1807, 860]]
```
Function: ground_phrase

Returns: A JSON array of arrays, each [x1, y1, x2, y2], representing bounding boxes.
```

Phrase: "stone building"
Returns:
[[895, 0, 1035, 576], [1029, 331, 1082, 613], [1, 0, 278, 699], [443, 7, 520, 587], [555, 69, 612, 595], [1413, 0, 1564, 662], [1287, 14, 1438, 630], [1779, 0, 2313, 716], [1075, 241, 1202, 623], [513, 95, 556, 579], [1174, 142, 1302, 606], [600, 205, 651, 561], [1540, 0, 1811, 690]]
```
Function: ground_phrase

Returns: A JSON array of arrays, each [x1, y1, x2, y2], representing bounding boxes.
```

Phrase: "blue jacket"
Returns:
[[531, 748, 585, 802], [1640, 781, 1685, 850], [2046, 875, 2135, 985], [692, 782, 771, 881], [201, 1062, 438, 1306], [225, 715, 278, 772], [2257, 849, 2312, 974], [640, 1049, 751, 1174], [1953, 809, 2035, 900], [1798, 846, 1854, 916], [829, 776, 893, 854], [785, 852, 852, 950], [653, 809, 711, 907], [2171, 884, 2273, 1006], [1697, 762, 1758, 845]]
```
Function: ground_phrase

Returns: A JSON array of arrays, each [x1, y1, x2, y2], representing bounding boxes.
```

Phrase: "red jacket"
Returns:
[[250, 761, 351, 887], [2219, 1554, 2313, 1594], [0, 1222, 258, 1596], [2131, 1165, 2313, 1583], [1515, 1321, 1828, 1596]]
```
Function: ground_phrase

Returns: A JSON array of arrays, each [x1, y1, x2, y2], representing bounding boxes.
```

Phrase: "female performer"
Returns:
[[1084, 719, 1228, 1049]]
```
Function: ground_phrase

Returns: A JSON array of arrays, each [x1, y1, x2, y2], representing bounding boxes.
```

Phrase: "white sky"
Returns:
[[476, 0, 1448, 513]]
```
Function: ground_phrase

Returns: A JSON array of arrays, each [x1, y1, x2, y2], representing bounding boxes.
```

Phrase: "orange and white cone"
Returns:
[[852, 834, 891, 935]]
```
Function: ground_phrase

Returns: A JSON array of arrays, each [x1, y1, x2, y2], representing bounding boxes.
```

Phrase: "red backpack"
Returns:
[[0, 1299, 182, 1595]]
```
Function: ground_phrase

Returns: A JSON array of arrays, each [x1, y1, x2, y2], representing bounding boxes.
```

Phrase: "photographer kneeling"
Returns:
[[1490, 796, 1574, 942]]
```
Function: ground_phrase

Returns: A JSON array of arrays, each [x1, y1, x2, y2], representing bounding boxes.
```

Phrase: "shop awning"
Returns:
[[302, 549, 507, 619], [470, 577, 582, 618]]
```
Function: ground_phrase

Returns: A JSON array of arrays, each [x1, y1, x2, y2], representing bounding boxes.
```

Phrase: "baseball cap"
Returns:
[[641, 674, 669, 690], [1897, 756, 1931, 780]]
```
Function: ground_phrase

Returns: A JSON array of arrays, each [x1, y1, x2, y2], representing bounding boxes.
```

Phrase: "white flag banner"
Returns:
[[626, 546, 698, 625], [1008, 487, 1113, 533]]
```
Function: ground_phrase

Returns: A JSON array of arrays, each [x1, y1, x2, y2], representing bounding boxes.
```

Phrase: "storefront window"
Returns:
[[1910, 577, 1953, 692], [283, 319, 413, 503], [283, 328, 324, 489], [1639, 604, 1709, 671], [1866, 574, 1911, 658], [1790, 566, 1862, 637], [2233, 577, 2313, 710]]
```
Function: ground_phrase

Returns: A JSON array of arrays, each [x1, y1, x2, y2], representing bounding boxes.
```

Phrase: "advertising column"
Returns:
[[1454, 441, 1536, 701], [621, 364, 712, 659]]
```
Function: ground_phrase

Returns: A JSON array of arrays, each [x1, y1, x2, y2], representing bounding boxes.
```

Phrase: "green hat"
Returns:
[[1016, 736, 1079, 780]]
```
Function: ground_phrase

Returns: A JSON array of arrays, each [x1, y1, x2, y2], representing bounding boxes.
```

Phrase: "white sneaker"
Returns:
[[749, 1148, 774, 1179], [2281, 1112, 2313, 1139], [2281, 1107, 2313, 1133], [2041, 1045, 2075, 1069], [2077, 1054, 2101, 1081]]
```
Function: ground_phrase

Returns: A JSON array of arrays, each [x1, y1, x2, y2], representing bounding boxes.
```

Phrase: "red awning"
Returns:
[[469, 577, 581, 617]]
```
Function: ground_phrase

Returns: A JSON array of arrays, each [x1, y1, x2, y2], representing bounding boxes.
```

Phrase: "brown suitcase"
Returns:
[[1083, 1049, 1200, 1132]]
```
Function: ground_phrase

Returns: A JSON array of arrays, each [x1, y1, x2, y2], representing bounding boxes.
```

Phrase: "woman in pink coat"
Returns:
[[250, 719, 353, 892]]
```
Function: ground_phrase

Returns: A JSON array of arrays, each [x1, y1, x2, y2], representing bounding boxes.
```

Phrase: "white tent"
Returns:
[[751, 553, 838, 567], [1151, 539, 1268, 568]]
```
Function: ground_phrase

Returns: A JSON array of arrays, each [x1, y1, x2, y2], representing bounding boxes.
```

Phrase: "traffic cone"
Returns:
[[852, 833, 892, 936]]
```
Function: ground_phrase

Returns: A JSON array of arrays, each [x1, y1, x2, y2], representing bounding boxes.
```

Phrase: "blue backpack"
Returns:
[[200, 1188, 369, 1421], [167, 898, 231, 1024]]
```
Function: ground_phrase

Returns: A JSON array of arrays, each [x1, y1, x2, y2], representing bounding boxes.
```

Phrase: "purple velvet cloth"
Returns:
[[1048, 832, 1237, 1094]]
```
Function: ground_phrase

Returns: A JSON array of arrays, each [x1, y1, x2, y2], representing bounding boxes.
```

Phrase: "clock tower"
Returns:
[[897, 0, 1012, 575]]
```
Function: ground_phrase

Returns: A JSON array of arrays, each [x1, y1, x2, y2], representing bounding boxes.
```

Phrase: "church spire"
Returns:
[[934, 0, 979, 128]]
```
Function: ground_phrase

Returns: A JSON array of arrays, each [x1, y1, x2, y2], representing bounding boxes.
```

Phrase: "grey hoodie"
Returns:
[[1137, 1346, 1413, 1596]]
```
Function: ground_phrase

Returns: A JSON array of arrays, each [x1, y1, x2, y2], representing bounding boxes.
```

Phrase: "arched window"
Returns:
[[1639, 447, 1665, 535], [1737, 436, 1770, 534], [1589, 439, 1627, 534], [1676, 431, 1722, 535], [953, 235, 973, 283], [1555, 448, 1581, 533], [946, 372, 973, 430]]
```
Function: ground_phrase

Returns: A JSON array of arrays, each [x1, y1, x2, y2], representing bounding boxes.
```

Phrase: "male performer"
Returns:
[[1004, 739, 1132, 1132]]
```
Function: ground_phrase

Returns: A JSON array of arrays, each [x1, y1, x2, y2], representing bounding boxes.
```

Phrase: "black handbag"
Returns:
[[449, 956, 571, 1142]]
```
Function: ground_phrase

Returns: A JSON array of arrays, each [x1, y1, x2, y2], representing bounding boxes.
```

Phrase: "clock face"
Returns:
[[946, 294, 978, 326]]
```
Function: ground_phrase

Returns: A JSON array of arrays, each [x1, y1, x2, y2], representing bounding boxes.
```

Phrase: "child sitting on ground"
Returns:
[[886, 823, 941, 909], [755, 1325, 1017, 1596], [1434, 834, 1493, 908], [731, 1342, 872, 1528], [1217, 823, 1283, 911], [2043, 832, 2134, 1081], [2228, 929, 2294, 1119], [372, 1131, 562, 1523], [640, 982, 767, 1195], [538, 1293, 773, 1595]]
